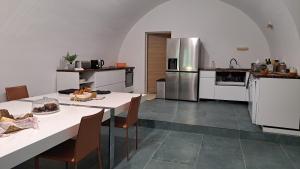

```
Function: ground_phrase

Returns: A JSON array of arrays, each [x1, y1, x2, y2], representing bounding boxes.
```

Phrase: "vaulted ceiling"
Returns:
[[1, 0, 299, 62]]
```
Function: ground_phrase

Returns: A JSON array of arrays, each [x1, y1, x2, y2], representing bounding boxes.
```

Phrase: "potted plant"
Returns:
[[64, 52, 77, 70]]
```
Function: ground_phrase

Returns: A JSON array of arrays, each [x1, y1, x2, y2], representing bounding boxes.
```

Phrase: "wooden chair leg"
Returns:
[[97, 148, 103, 169], [74, 163, 78, 169], [136, 123, 138, 150], [126, 128, 129, 161], [34, 157, 40, 169]]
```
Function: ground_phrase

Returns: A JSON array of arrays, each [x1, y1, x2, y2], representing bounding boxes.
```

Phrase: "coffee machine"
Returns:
[[91, 60, 104, 69]]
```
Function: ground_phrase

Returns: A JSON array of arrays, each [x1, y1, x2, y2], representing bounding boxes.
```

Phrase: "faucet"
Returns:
[[229, 58, 238, 69]]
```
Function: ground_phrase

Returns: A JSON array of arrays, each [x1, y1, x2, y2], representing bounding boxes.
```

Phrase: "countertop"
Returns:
[[251, 72, 300, 79], [57, 66, 135, 72], [199, 68, 251, 72], [200, 68, 300, 79]]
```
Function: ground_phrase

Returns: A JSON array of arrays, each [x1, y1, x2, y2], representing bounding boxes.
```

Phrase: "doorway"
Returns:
[[146, 32, 171, 94]]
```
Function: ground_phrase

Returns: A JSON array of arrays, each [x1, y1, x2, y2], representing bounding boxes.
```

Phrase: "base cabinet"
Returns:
[[95, 70, 125, 92], [199, 71, 248, 101], [214, 86, 247, 101], [199, 78, 215, 99], [95, 70, 125, 87], [95, 83, 125, 92], [256, 78, 300, 129], [57, 70, 126, 92]]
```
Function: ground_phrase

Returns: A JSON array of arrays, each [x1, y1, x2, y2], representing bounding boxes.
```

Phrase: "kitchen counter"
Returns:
[[200, 68, 251, 72], [251, 72, 300, 79], [200, 68, 300, 79], [57, 66, 135, 72]]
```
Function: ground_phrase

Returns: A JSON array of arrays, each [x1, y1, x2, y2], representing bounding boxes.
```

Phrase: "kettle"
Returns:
[[99, 59, 104, 68]]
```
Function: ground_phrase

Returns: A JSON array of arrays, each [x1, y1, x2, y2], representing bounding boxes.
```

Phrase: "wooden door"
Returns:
[[147, 33, 171, 94]]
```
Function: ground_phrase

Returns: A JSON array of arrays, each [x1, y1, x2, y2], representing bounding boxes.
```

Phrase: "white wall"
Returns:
[[0, 0, 168, 102], [282, 0, 300, 69], [0, 0, 109, 101], [118, 0, 270, 93], [284, 0, 300, 38], [222, 0, 300, 70]]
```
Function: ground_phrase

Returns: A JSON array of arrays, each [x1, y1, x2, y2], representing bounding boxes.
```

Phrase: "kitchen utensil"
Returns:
[[75, 61, 82, 69], [278, 62, 287, 73], [290, 67, 298, 74]]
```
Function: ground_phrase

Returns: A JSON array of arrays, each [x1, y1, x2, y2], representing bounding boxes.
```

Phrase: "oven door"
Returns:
[[125, 71, 133, 87]]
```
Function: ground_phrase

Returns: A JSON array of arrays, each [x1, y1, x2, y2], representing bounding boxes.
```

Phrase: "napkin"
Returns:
[[0, 109, 38, 137]]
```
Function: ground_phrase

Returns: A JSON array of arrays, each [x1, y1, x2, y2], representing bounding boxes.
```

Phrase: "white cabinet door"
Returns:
[[215, 85, 247, 101], [199, 78, 215, 99], [200, 71, 216, 78], [248, 79, 259, 124], [95, 70, 125, 87], [57, 72, 79, 91], [96, 83, 125, 92], [256, 78, 300, 129]]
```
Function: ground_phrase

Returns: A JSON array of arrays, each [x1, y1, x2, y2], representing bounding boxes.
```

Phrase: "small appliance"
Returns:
[[91, 60, 105, 69], [124, 67, 134, 93], [81, 61, 91, 69], [75, 61, 82, 69]]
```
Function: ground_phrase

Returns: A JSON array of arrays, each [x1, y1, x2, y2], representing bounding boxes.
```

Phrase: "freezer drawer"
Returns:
[[179, 72, 198, 101], [165, 72, 179, 99]]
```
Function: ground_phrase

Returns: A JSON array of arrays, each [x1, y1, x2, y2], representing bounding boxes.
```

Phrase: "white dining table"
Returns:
[[0, 92, 145, 169]]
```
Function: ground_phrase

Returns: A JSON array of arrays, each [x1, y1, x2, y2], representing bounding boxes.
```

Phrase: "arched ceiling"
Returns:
[[1, 0, 299, 64], [219, 0, 300, 62], [0, 0, 170, 64], [221, 0, 300, 38]]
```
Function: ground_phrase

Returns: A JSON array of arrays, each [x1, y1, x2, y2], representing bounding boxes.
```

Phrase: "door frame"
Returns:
[[145, 31, 171, 93]]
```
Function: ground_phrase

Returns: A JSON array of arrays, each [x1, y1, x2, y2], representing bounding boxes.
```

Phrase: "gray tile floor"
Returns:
[[115, 128, 300, 169], [14, 127, 300, 169], [14, 100, 299, 169], [138, 99, 261, 132]]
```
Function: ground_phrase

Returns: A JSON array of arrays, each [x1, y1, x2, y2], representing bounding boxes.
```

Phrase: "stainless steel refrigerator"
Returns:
[[165, 38, 201, 101]]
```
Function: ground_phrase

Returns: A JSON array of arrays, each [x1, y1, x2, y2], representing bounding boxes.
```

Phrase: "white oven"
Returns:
[[124, 67, 134, 93]]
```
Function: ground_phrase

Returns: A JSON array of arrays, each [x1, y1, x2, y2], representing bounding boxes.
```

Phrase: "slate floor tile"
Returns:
[[281, 144, 300, 169], [240, 139, 294, 169], [144, 159, 193, 169], [196, 148, 245, 169], [237, 120, 261, 132], [152, 132, 202, 165], [202, 135, 241, 150], [114, 135, 164, 169], [153, 141, 200, 165], [167, 131, 203, 145], [196, 135, 245, 169]]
